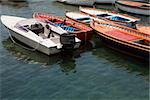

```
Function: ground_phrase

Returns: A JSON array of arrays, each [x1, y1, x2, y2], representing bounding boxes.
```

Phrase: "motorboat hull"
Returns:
[[1, 15, 81, 55], [7, 27, 60, 55], [6, 26, 81, 55]]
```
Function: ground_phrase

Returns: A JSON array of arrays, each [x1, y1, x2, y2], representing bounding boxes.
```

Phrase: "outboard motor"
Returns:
[[60, 33, 75, 51]]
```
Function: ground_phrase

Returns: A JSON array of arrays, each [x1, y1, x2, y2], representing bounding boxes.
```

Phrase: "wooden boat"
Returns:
[[115, 0, 150, 15], [1, 15, 81, 55], [56, 0, 95, 6], [90, 18, 150, 61], [79, 6, 140, 28], [95, 0, 115, 4], [33, 12, 93, 41]]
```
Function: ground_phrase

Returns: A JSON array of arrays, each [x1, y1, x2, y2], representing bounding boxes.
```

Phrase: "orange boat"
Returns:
[[90, 18, 150, 61], [33, 12, 93, 41], [115, 0, 150, 15]]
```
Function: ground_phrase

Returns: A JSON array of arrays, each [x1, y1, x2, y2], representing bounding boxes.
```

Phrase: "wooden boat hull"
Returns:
[[95, 31, 149, 60], [90, 20, 150, 61], [33, 12, 93, 41], [115, 0, 150, 15], [74, 30, 93, 41]]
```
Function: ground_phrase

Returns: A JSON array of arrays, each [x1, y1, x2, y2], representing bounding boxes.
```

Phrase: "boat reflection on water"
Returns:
[[2, 37, 93, 74], [59, 54, 76, 75], [92, 35, 149, 79]]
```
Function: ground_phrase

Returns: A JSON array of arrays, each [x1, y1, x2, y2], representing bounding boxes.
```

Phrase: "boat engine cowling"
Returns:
[[60, 33, 75, 50]]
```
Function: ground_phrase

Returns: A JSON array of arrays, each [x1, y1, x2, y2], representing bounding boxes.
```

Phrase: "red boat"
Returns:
[[90, 18, 150, 61], [33, 12, 93, 41]]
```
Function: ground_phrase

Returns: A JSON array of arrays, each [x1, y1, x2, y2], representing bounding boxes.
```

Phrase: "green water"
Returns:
[[0, 0, 149, 100]]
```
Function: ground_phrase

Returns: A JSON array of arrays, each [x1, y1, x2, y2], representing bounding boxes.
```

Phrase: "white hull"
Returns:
[[8, 28, 81, 55], [115, 3, 150, 15], [8, 28, 60, 55], [56, 0, 95, 6], [95, 0, 115, 4]]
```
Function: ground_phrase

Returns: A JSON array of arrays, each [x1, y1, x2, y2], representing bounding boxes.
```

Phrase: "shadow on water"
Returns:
[[51, 1, 79, 12], [0, 0, 29, 8], [92, 34, 149, 79], [2, 37, 93, 75]]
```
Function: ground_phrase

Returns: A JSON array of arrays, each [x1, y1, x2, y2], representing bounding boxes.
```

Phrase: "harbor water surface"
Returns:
[[0, 0, 149, 100]]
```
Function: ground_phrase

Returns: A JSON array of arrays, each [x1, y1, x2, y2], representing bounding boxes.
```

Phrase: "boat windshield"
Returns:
[[15, 23, 29, 32], [15, 19, 44, 33]]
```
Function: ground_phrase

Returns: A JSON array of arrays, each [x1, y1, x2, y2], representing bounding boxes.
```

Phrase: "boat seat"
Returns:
[[50, 37, 60, 44], [64, 27, 74, 32], [109, 16, 130, 22], [55, 23, 65, 27], [63, 26, 79, 32], [39, 33, 47, 39]]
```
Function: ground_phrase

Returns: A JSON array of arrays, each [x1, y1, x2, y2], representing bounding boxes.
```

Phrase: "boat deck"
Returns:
[[105, 30, 141, 41]]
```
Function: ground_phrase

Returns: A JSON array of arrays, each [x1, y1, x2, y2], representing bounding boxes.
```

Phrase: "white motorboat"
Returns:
[[95, 0, 116, 4], [1, 15, 81, 55], [56, 0, 95, 6]]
